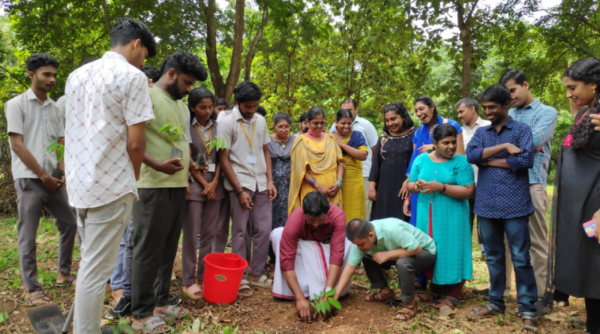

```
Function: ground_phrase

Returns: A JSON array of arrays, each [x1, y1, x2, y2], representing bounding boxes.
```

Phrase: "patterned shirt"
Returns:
[[466, 118, 535, 219], [64, 51, 155, 208], [509, 99, 557, 185]]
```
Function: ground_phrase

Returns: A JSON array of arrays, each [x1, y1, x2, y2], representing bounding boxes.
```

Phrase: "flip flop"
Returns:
[[26, 291, 51, 305], [183, 284, 203, 300], [239, 279, 252, 298], [249, 275, 273, 288], [132, 315, 171, 334], [154, 305, 188, 321]]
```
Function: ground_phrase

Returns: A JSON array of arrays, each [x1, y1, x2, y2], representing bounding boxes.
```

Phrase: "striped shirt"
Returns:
[[508, 99, 557, 185]]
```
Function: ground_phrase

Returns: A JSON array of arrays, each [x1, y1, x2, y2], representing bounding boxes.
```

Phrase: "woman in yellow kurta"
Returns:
[[288, 107, 345, 215], [333, 109, 368, 221]]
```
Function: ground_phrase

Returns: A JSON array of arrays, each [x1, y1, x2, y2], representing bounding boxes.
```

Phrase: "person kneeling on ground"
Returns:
[[334, 218, 436, 321], [271, 191, 352, 322]]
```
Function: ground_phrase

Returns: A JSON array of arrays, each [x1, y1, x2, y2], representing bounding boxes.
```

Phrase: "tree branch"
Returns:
[[244, 5, 269, 81], [0, 65, 29, 89], [101, 0, 111, 33]]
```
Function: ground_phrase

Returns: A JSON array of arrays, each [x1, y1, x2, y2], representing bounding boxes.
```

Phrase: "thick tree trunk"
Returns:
[[244, 6, 268, 81], [205, 0, 226, 98], [223, 0, 246, 103], [456, 2, 472, 98]]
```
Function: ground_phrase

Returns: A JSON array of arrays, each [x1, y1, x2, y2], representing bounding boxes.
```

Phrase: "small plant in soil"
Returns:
[[310, 288, 342, 318], [159, 123, 186, 166], [46, 139, 64, 179], [195, 138, 228, 170]]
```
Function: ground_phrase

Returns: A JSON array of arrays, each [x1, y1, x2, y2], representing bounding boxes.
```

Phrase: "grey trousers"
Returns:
[[15, 178, 77, 292], [132, 188, 186, 320], [74, 193, 135, 334], [229, 188, 271, 279], [182, 199, 222, 285]]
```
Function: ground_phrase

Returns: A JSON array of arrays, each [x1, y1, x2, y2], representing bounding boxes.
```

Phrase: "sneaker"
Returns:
[[473, 288, 489, 295], [106, 296, 131, 319], [167, 294, 181, 306]]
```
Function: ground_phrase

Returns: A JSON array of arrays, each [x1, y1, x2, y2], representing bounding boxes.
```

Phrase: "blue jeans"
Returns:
[[110, 217, 134, 297], [479, 216, 537, 316]]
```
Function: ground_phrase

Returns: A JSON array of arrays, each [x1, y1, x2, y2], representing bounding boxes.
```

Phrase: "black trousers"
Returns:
[[131, 188, 187, 319], [586, 298, 600, 334]]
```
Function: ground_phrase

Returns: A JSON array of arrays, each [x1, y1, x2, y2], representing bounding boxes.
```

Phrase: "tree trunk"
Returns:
[[223, 0, 246, 103], [244, 6, 269, 81], [456, 0, 473, 98], [204, 0, 226, 98]]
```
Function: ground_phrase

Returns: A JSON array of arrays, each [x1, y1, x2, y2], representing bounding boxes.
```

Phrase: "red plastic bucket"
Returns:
[[202, 253, 248, 304]]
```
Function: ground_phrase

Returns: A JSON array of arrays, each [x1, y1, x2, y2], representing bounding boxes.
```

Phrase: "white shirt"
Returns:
[[64, 51, 155, 209], [330, 115, 378, 177], [6, 88, 64, 179], [461, 116, 491, 183]]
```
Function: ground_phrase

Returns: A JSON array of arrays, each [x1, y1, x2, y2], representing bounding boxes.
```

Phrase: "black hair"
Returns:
[[160, 51, 207, 82], [233, 81, 262, 103], [455, 98, 479, 113], [302, 191, 330, 217], [306, 107, 325, 121], [26, 53, 59, 72], [341, 97, 358, 109], [346, 219, 374, 241], [216, 98, 229, 110], [499, 69, 527, 86], [141, 65, 161, 83], [336, 109, 353, 122], [299, 112, 308, 123], [257, 106, 267, 117], [480, 84, 512, 106], [432, 123, 458, 143], [414, 96, 439, 125], [81, 57, 97, 67], [273, 113, 292, 128], [110, 17, 156, 58], [563, 58, 600, 148], [382, 102, 414, 134], [188, 87, 217, 123]]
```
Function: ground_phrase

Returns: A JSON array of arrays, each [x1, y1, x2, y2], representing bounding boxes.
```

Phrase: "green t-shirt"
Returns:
[[349, 218, 437, 266], [137, 86, 190, 188]]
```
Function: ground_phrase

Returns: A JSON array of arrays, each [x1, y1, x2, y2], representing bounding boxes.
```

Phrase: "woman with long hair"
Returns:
[[288, 107, 345, 213], [333, 109, 368, 221], [551, 57, 600, 334], [369, 102, 415, 221]]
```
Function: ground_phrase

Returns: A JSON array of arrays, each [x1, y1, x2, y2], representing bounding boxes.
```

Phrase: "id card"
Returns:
[[208, 163, 216, 172], [247, 154, 257, 165]]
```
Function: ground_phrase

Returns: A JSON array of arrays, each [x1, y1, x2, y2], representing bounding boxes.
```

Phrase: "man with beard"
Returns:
[[131, 51, 207, 333], [6, 53, 77, 305]]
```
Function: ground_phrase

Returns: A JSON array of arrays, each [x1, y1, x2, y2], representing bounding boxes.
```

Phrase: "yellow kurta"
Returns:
[[288, 133, 345, 215], [341, 135, 368, 222]]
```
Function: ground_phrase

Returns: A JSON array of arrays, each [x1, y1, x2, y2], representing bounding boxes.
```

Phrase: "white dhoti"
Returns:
[[270, 227, 353, 300]]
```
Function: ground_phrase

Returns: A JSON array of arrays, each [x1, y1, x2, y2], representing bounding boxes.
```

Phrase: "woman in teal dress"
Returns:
[[407, 124, 475, 308]]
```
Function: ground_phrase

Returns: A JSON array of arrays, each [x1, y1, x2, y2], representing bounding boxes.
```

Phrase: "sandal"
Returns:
[[468, 304, 503, 320], [26, 291, 51, 305], [239, 279, 252, 298], [56, 274, 77, 287], [522, 318, 538, 333], [132, 315, 171, 334], [364, 289, 394, 302], [249, 275, 273, 288], [154, 305, 188, 321], [416, 293, 433, 302], [182, 284, 202, 300], [434, 297, 458, 309], [395, 303, 418, 321]]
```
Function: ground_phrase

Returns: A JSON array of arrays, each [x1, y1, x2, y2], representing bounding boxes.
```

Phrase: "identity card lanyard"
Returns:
[[195, 124, 216, 172], [239, 120, 257, 164]]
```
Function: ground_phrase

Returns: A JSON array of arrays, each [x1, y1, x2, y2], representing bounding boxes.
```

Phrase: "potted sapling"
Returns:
[[158, 123, 186, 166], [46, 139, 65, 179], [195, 138, 228, 172]]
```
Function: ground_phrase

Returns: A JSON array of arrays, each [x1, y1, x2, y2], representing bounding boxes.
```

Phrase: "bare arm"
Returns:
[[456, 132, 465, 156], [385, 245, 422, 259], [57, 137, 65, 171], [334, 264, 357, 300], [264, 144, 277, 201], [127, 123, 146, 180], [218, 149, 243, 194], [480, 143, 508, 160], [484, 159, 510, 169], [337, 140, 368, 161], [9, 133, 59, 188]]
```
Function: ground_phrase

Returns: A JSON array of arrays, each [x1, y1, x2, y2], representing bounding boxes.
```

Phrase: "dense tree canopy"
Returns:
[[0, 0, 597, 209]]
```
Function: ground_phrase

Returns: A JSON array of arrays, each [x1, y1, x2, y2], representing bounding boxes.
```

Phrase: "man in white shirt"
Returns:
[[6, 53, 77, 305], [65, 17, 156, 334], [330, 98, 378, 220]]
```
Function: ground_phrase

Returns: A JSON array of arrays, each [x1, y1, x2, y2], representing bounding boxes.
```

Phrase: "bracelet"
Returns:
[[337, 176, 343, 182], [309, 177, 316, 186], [268, 181, 275, 185], [403, 198, 410, 202], [441, 183, 446, 193], [336, 181, 343, 189], [236, 189, 244, 195]]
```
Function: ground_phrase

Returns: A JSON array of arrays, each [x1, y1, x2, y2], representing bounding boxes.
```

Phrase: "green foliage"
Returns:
[[158, 123, 184, 142], [207, 138, 229, 151], [0, 311, 8, 324], [46, 139, 64, 162], [310, 288, 342, 317], [112, 317, 135, 334]]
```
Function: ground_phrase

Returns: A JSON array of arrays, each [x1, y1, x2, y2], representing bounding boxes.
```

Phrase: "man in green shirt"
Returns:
[[334, 218, 436, 322], [131, 51, 207, 333]]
